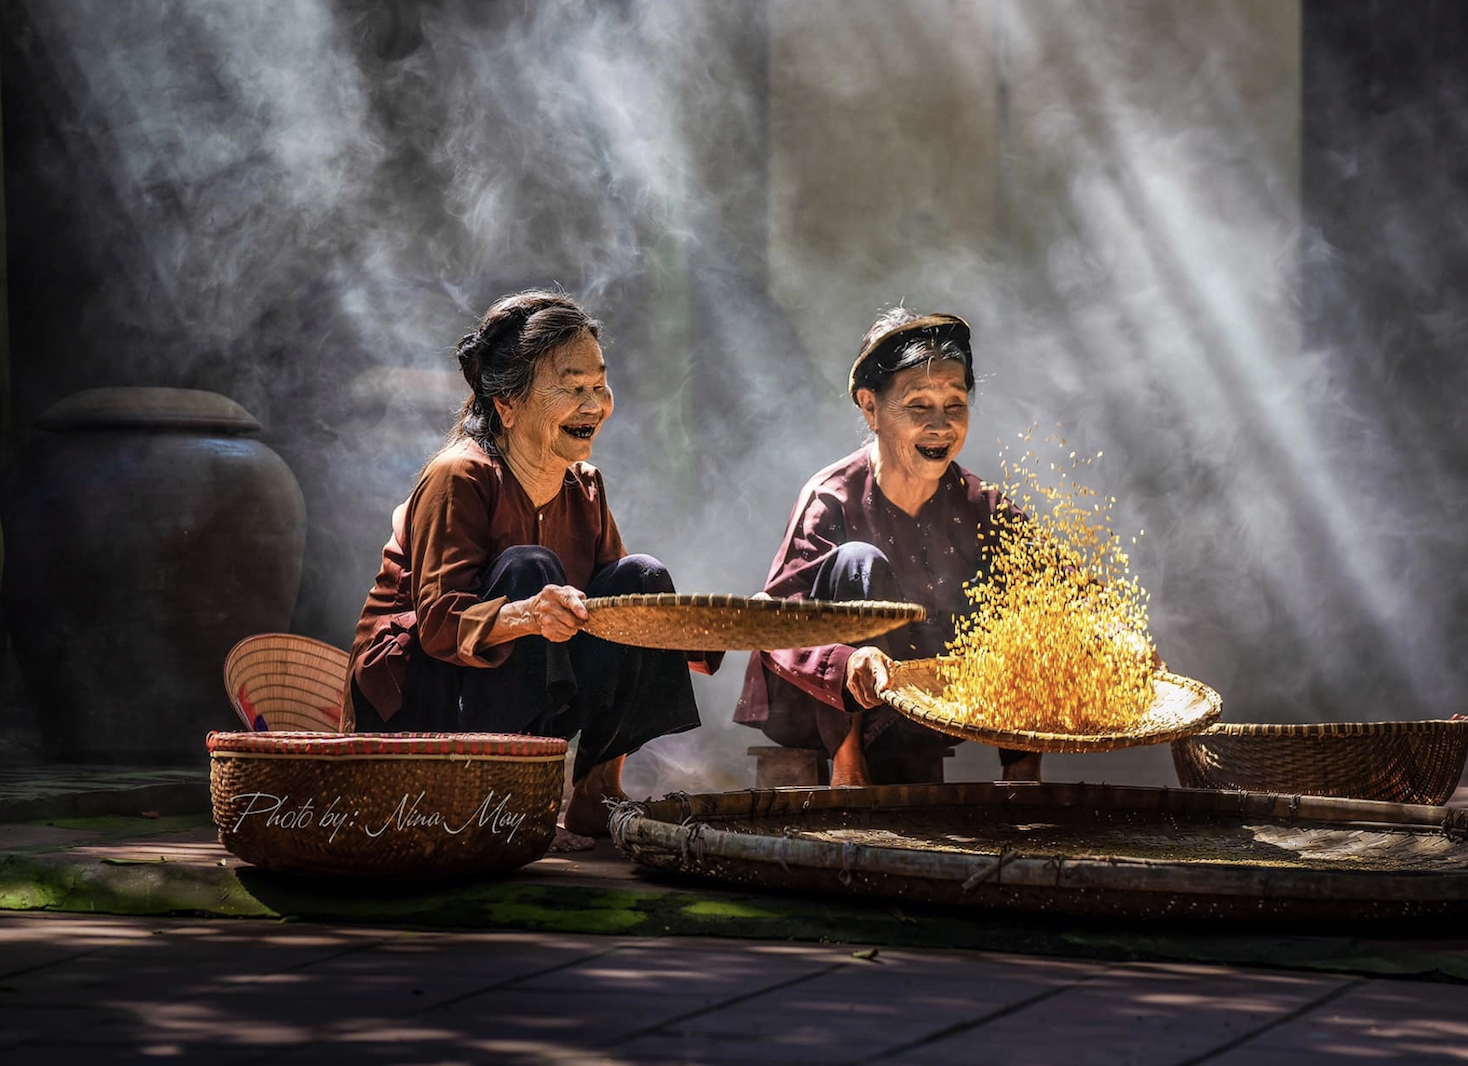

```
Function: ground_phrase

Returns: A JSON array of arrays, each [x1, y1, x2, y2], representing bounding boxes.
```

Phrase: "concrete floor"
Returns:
[[4, 910, 1468, 1065]]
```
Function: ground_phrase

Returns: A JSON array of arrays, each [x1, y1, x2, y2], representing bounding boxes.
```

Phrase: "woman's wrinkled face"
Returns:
[[496, 331, 613, 466], [858, 359, 970, 482]]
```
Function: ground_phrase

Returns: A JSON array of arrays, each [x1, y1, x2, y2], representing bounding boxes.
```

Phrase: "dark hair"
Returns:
[[450, 289, 602, 453], [851, 306, 974, 399]]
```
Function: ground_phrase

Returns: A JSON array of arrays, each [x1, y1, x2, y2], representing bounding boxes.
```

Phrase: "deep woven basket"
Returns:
[[1172, 721, 1468, 806], [209, 731, 566, 877], [581, 593, 925, 651], [880, 657, 1222, 753], [223, 633, 350, 733]]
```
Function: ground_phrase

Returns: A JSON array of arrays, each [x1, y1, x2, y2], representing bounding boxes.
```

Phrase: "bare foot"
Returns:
[[562, 755, 627, 836], [829, 757, 872, 788], [1001, 753, 1043, 781], [562, 792, 623, 836], [549, 825, 595, 852]]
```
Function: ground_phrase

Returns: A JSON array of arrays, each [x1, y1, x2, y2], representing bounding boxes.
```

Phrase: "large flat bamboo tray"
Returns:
[[879, 657, 1221, 753], [582, 594, 925, 651], [1174, 720, 1468, 806], [611, 782, 1468, 921]]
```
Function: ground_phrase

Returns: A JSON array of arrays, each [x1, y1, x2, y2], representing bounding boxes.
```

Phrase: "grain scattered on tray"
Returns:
[[941, 428, 1157, 735]]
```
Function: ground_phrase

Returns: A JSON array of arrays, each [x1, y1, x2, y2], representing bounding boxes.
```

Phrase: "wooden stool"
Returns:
[[748, 745, 955, 788], [747, 746, 830, 788]]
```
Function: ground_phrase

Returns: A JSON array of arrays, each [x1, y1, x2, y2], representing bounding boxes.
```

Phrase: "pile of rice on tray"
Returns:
[[883, 429, 1220, 750]]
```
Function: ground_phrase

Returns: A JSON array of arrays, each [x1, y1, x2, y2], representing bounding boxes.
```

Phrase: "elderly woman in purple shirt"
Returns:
[[734, 307, 1041, 786]]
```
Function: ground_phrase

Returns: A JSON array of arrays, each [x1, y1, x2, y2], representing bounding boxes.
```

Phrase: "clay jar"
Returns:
[[2, 387, 307, 763]]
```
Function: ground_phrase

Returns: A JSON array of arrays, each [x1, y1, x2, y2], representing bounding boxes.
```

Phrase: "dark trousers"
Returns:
[[354, 547, 702, 783], [759, 541, 1027, 775]]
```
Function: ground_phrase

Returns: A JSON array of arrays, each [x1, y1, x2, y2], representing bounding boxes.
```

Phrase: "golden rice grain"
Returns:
[[940, 432, 1157, 735]]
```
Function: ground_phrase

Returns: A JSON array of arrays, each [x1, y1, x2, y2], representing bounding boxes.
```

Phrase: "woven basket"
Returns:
[[611, 782, 1468, 921], [223, 633, 350, 733], [1173, 721, 1468, 806], [209, 731, 566, 877], [581, 593, 925, 651], [880, 657, 1222, 753]]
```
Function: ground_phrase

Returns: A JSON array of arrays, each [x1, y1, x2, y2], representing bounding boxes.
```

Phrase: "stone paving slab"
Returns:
[[895, 962, 1356, 1066], [1197, 977, 1468, 1066], [0, 822, 101, 850], [615, 948, 1104, 1064], [0, 765, 209, 822], [2, 913, 1465, 1065]]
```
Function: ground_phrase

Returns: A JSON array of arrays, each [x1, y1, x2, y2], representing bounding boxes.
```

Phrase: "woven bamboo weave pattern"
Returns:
[[223, 633, 350, 733], [728, 805, 1461, 872], [1172, 720, 1468, 806], [209, 731, 563, 877], [611, 782, 1468, 921], [581, 593, 925, 650], [880, 657, 1221, 753]]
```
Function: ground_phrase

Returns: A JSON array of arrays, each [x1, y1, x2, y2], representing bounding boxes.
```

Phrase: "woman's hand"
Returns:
[[505, 584, 589, 643], [845, 647, 895, 709]]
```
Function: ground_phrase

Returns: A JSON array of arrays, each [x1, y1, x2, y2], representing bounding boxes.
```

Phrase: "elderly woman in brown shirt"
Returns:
[[348, 290, 719, 843], [735, 307, 1041, 786]]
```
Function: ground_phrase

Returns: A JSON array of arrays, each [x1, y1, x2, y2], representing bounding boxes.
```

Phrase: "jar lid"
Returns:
[[35, 387, 262, 434]]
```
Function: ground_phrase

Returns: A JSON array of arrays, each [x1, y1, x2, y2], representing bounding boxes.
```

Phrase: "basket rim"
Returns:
[[206, 730, 568, 758], [1183, 720, 1468, 739], [582, 593, 926, 619], [880, 657, 1222, 753]]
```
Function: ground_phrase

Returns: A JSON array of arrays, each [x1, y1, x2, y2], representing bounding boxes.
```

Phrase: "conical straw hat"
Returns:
[[222, 632, 350, 733]]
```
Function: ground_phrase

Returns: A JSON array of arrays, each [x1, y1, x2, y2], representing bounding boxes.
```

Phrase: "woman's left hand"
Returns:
[[491, 583, 590, 644], [526, 584, 590, 642]]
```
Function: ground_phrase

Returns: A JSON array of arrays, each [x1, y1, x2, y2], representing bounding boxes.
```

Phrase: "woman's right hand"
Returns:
[[509, 584, 589, 642], [845, 647, 895, 709]]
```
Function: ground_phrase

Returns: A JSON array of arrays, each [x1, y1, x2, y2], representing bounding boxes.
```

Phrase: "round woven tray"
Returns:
[[879, 657, 1222, 753], [209, 731, 566, 878], [611, 782, 1468, 921], [581, 593, 926, 651], [1173, 720, 1468, 806]]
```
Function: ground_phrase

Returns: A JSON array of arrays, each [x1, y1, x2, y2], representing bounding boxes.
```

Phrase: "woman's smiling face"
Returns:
[[495, 330, 613, 467], [858, 358, 970, 483]]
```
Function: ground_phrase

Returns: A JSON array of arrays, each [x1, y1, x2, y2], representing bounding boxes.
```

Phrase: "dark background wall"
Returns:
[[2, 0, 1466, 787], [1301, 2, 1468, 704]]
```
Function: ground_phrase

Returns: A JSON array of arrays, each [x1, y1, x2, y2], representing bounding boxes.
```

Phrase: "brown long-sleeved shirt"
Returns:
[[348, 438, 626, 722]]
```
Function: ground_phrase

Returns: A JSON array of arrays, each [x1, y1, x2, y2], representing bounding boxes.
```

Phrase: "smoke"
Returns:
[[5, 0, 1468, 791]]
